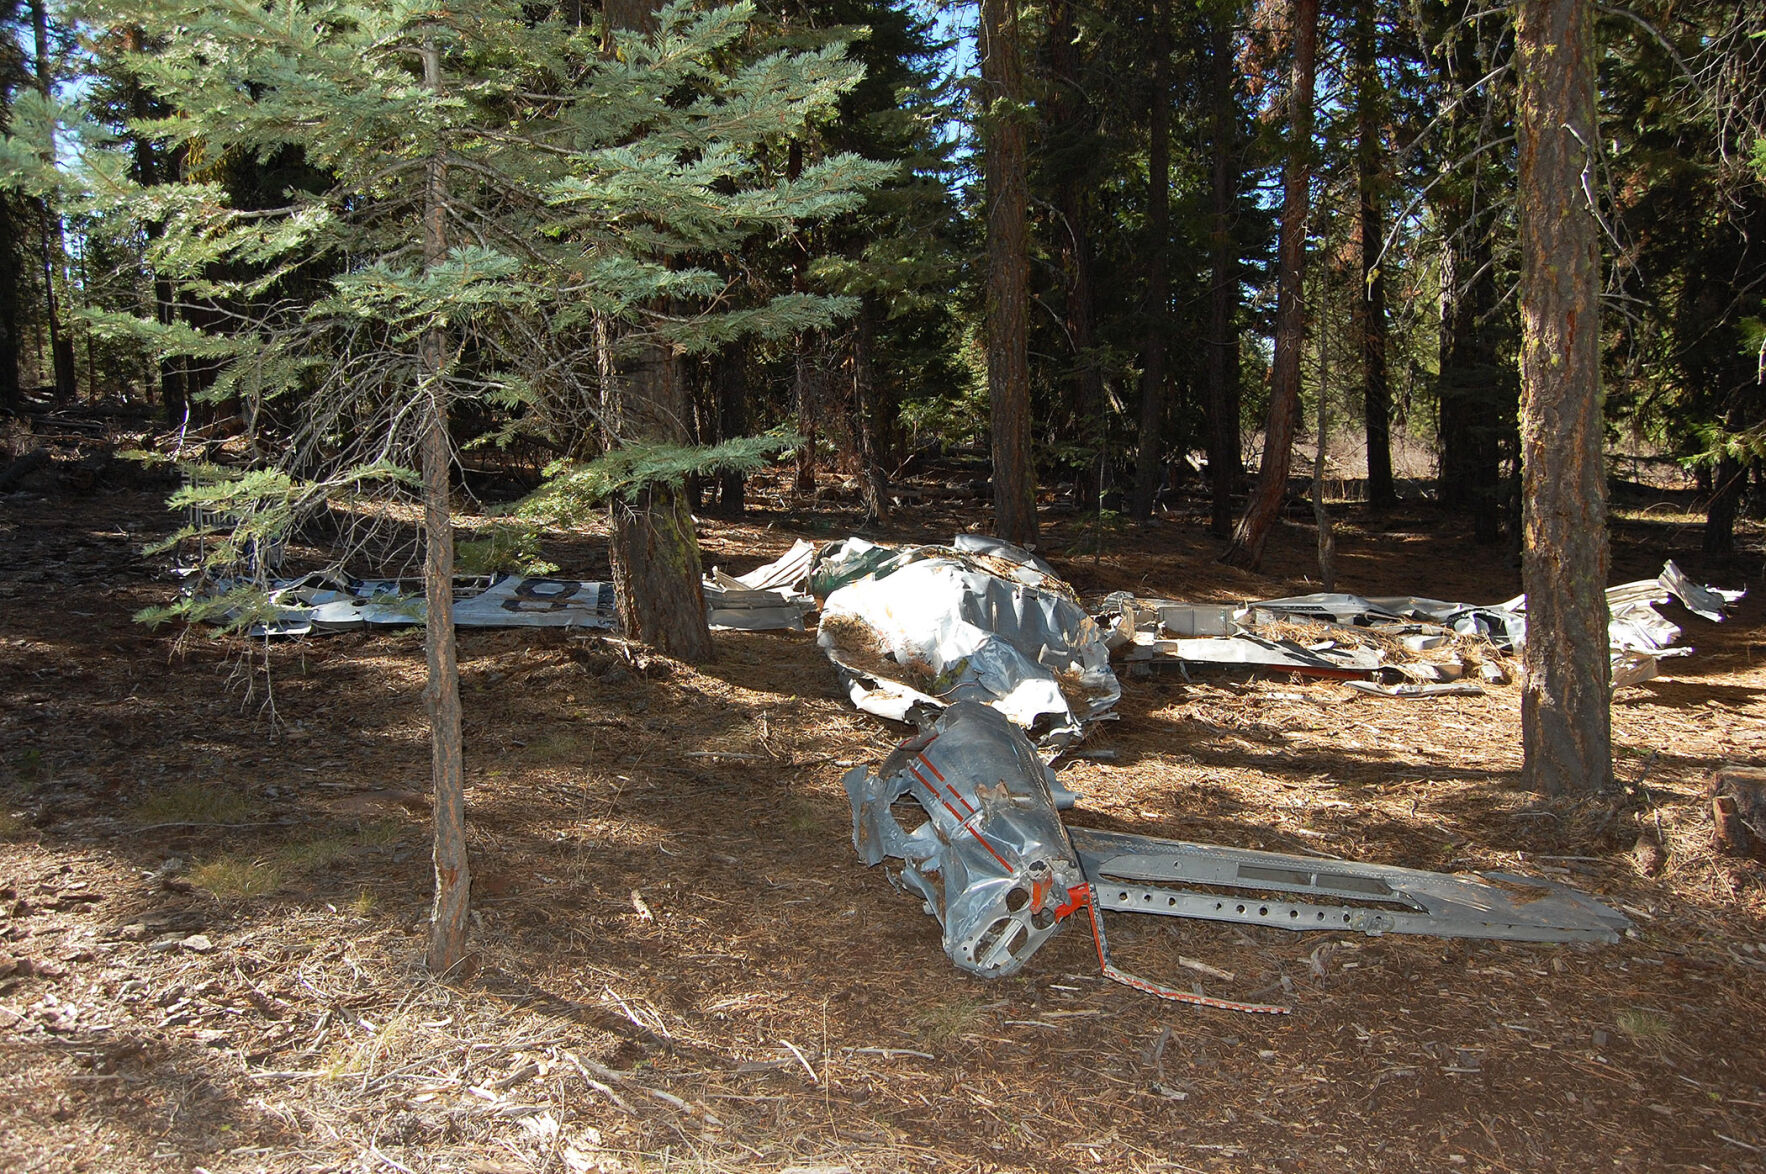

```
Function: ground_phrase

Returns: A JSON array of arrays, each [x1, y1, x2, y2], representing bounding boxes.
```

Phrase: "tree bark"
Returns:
[[1047, 0, 1105, 503], [1431, 11, 1512, 542], [29, 0, 75, 400], [0, 183, 20, 412], [1223, 0, 1318, 569], [606, 343, 715, 661], [1355, 0, 1395, 507], [418, 34, 471, 976], [1206, 10, 1243, 538], [712, 341, 747, 516], [1703, 402, 1747, 555], [1312, 262, 1336, 590], [852, 299, 889, 524], [1132, 0, 1173, 521], [980, 0, 1037, 546], [601, 0, 715, 663], [1515, 0, 1611, 796]]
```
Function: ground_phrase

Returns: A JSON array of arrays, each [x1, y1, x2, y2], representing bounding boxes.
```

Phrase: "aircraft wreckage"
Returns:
[[811, 536, 1737, 1012], [180, 530, 1742, 1010]]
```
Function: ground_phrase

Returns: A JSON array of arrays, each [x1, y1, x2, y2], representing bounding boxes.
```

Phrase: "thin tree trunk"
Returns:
[[980, 0, 1037, 546], [1206, 10, 1242, 538], [1355, 0, 1395, 507], [1515, 0, 1610, 796], [787, 141, 818, 498], [853, 300, 889, 524], [1223, 0, 1319, 569], [1312, 263, 1336, 590], [418, 34, 471, 976], [30, 0, 74, 400], [1704, 401, 1747, 555], [1047, 0, 1105, 503], [0, 185, 20, 411], [713, 341, 747, 515], [1132, 0, 1173, 520]]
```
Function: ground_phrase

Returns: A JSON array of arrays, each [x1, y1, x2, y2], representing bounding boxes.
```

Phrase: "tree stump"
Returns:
[[1708, 765, 1766, 863]]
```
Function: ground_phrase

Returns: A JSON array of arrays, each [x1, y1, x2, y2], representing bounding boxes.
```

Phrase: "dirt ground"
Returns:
[[3, 418, 1765, 1174]]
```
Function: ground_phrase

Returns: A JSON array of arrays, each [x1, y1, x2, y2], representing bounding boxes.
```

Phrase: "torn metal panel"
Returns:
[[1659, 559, 1745, 622], [454, 577, 616, 629], [810, 537, 907, 598], [724, 539, 817, 595], [218, 541, 819, 637], [844, 702, 1087, 978], [1249, 593, 1528, 649], [704, 541, 816, 631], [1118, 630, 1385, 679], [1068, 826, 1630, 944], [818, 539, 1119, 748], [1104, 561, 1741, 690]]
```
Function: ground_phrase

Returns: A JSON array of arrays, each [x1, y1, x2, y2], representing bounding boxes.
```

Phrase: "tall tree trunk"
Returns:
[[980, 0, 1037, 546], [606, 341, 714, 662], [1355, 0, 1395, 507], [418, 34, 471, 976], [602, 1, 714, 663], [1132, 0, 1173, 521], [1312, 261, 1336, 589], [713, 341, 747, 516], [29, 0, 74, 399], [1431, 9, 1511, 541], [1703, 401, 1747, 555], [1223, 0, 1318, 569], [0, 190, 20, 412], [1515, 0, 1610, 796], [1206, 8, 1243, 538], [118, 26, 188, 424], [852, 300, 889, 524], [1047, 0, 1105, 503]]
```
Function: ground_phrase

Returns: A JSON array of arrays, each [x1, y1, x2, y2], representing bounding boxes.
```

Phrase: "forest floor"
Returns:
[[3, 408, 1766, 1174]]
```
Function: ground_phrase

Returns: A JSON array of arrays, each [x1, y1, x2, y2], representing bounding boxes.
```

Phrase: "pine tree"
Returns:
[[91, 0, 881, 972], [1515, 0, 1610, 795]]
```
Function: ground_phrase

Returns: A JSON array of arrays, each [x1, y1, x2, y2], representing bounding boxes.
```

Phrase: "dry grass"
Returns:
[[187, 854, 284, 898], [129, 780, 260, 826]]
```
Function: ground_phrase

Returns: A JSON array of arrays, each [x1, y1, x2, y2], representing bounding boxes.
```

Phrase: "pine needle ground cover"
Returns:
[[2, 437, 1764, 1173]]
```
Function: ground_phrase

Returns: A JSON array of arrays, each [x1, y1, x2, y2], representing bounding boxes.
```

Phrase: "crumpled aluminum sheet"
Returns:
[[1128, 560, 1740, 688], [844, 701, 1087, 978], [816, 537, 1119, 748]]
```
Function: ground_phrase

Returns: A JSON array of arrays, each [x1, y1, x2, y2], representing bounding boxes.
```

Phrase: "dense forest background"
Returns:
[[1, 0, 1762, 554]]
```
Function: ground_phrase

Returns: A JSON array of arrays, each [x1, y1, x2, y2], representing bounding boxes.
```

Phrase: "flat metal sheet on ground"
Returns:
[[1067, 826, 1630, 944]]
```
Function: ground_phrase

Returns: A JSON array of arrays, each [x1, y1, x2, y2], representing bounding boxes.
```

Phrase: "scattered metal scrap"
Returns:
[[1103, 560, 1742, 690], [845, 702, 1632, 1014], [815, 536, 1119, 749], [204, 540, 818, 638]]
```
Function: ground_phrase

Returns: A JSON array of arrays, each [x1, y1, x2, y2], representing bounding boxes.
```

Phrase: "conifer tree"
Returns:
[[89, 0, 880, 972]]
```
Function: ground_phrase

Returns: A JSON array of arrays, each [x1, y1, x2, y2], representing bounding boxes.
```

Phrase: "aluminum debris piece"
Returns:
[[203, 540, 817, 637], [818, 537, 1119, 748], [232, 573, 616, 637], [704, 539, 818, 631], [844, 701, 1088, 979], [1344, 680, 1486, 698], [1069, 826, 1631, 945], [1103, 560, 1741, 690], [1121, 633, 1385, 678], [1248, 592, 1527, 648], [848, 704, 1630, 1011]]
